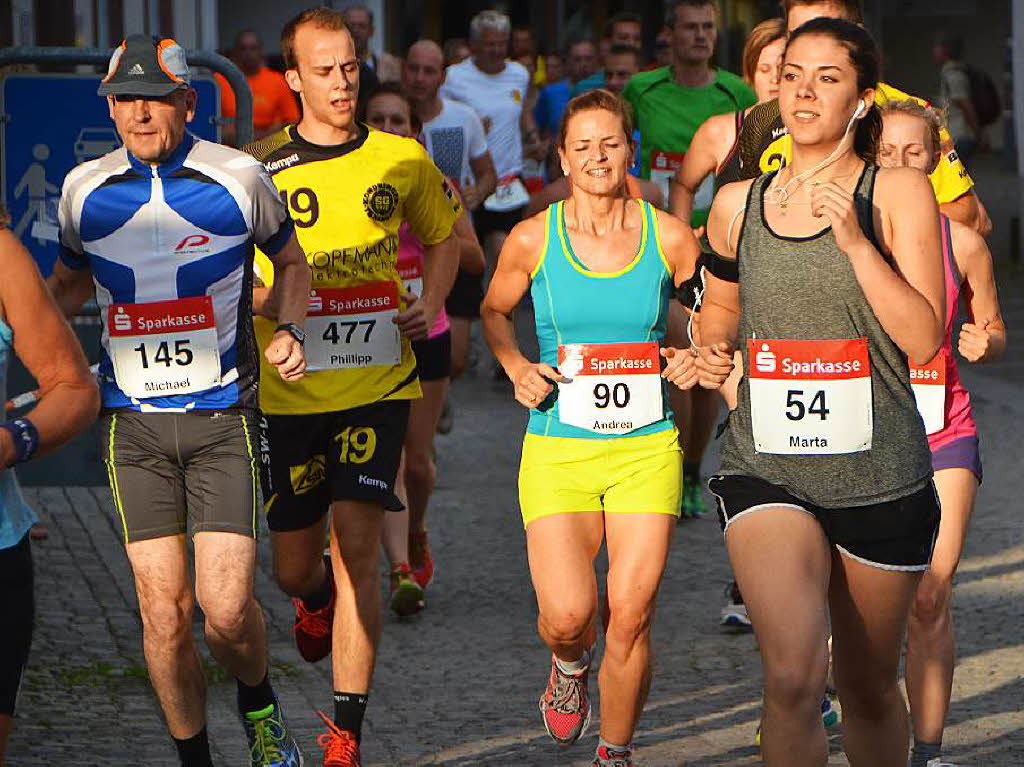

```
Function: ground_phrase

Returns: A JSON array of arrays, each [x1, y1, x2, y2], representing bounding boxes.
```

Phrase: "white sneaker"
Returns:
[[925, 759, 958, 767], [720, 582, 752, 629]]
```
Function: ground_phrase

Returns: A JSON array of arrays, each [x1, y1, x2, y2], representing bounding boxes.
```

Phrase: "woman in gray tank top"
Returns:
[[698, 19, 945, 767]]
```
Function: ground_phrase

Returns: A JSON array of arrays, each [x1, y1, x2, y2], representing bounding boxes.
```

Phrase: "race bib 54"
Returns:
[[748, 338, 873, 455]]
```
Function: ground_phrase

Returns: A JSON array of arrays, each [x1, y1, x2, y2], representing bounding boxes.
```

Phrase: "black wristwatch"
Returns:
[[275, 323, 305, 345]]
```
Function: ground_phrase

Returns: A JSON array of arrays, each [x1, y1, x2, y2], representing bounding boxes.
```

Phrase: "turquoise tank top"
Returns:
[[0, 319, 37, 549], [527, 199, 676, 439]]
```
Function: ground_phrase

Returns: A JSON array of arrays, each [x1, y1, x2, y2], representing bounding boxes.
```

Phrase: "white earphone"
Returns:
[[854, 98, 866, 118]]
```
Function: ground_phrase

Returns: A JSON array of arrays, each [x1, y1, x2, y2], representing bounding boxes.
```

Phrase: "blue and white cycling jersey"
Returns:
[[58, 132, 294, 412]]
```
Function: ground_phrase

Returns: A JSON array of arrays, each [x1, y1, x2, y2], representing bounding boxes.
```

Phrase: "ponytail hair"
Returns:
[[786, 17, 881, 163]]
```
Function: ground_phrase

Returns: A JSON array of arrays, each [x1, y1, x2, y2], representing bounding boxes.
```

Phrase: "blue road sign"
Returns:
[[1, 73, 220, 276]]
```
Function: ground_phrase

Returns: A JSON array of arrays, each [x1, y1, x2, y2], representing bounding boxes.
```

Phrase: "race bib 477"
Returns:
[[304, 282, 401, 371]]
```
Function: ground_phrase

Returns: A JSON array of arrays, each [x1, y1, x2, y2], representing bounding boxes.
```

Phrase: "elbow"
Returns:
[[909, 329, 944, 367]]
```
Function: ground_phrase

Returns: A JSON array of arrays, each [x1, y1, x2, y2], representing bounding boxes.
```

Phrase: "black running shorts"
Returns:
[[708, 474, 940, 571], [412, 330, 452, 382], [101, 410, 261, 544], [260, 400, 411, 532], [0, 532, 33, 715], [444, 269, 484, 319]]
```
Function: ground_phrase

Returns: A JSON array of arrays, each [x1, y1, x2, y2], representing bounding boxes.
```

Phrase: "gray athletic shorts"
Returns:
[[100, 409, 261, 544]]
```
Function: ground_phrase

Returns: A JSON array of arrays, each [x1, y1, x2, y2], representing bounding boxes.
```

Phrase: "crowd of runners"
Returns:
[[0, 1, 1010, 766]]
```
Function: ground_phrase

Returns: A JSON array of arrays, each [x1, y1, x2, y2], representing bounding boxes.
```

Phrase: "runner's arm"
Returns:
[[953, 222, 1006, 363], [939, 190, 991, 237], [264, 232, 310, 329], [467, 152, 498, 209], [524, 177, 570, 219], [420, 234, 460, 326], [482, 216, 543, 378], [699, 184, 745, 352], [0, 230, 98, 468], [46, 260, 95, 318], [669, 113, 730, 224], [653, 209, 700, 287], [453, 207, 485, 275], [841, 167, 945, 365]]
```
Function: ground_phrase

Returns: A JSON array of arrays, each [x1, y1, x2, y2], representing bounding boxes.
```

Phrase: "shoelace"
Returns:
[[548, 665, 586, 715], [293, 597, 331, 637], [317, 711, 360, 764], [248, 707, 285, 764]]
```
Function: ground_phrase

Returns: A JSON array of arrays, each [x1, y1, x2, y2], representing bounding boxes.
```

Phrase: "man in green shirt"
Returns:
[[623, 0, 755, 225]]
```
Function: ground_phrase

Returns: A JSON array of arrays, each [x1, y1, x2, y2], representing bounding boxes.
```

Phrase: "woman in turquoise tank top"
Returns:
[[0, 218, 98, 761], [483, 90, 699, 766]]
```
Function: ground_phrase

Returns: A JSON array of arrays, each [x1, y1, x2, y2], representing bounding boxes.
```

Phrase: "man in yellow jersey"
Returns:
[[244, 9, 460, 766], [745, 0, 989, 234]]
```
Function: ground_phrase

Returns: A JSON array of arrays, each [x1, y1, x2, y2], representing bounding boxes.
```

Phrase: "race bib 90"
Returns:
[[108, 296, 221, 399], [304, 282, 401, 371], [748, 338, 873, 455], [910, 351, 947, 435], [557, 341, 663, 435]]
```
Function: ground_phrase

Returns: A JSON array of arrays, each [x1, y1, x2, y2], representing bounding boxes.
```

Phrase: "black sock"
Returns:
[[910, 739, 942, 767], [334, 691, 368, 742], [683, 460, 701, 482], [237, 670, 276, 715], [301, 557, 333, 612], [173, 727, 213, 767]]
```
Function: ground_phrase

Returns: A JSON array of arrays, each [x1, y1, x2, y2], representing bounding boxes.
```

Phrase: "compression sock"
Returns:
[[334, 691, 368, 742], [555, 647, 590, 675], [236, 670, 276, 715], [597, 739, 633, 762], [910, 739, 942, 767], [173, 726, 214, 767], [301, 558, 333, 612]]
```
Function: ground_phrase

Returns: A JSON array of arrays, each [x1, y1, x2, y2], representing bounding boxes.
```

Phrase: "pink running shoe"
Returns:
[[538, 653, 591, 745]]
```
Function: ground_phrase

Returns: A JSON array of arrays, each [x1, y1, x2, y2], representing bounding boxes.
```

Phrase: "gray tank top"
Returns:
[[719, 164, 932, 507]]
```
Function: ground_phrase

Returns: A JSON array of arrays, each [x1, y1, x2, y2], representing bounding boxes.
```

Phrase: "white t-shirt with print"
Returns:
[[440, 58, 529, 179], [422, 98, 489, 190]]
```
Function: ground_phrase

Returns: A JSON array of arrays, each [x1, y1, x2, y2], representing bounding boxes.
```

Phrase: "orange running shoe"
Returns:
[[317, 711, 360, 766], [292, 558, 335, 663], [408, 529, 434, 589]]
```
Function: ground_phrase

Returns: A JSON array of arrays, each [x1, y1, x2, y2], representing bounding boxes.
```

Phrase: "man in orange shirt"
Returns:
[[216, 30, 300, 144]]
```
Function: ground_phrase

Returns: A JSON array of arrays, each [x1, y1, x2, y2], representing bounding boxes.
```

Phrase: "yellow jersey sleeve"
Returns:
[[403, 142, 461, 247], [875, 82, 974, 204]]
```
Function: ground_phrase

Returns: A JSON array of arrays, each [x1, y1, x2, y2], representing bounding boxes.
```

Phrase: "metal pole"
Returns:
[[0, 46, 254, 146]]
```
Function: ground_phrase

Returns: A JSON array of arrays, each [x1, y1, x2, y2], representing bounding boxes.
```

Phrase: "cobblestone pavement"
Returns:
[[8, 154, 1024, 765], [9, 351, 1024, 766]]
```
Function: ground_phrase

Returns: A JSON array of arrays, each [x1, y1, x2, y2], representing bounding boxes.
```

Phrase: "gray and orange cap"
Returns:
[[98, 34, 190, 97]]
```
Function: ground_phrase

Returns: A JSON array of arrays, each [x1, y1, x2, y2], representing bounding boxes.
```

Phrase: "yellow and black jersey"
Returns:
[[719, 83, 974, 205], [247, 124, 460, 415]]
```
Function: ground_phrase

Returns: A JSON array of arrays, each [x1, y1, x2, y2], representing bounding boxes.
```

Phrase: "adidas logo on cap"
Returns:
[[128, 63, 145, 75]]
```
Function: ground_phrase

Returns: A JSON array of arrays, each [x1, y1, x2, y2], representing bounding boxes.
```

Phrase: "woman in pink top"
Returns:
[[878, 100, 1007, 767], [365, 85, 485, 615]]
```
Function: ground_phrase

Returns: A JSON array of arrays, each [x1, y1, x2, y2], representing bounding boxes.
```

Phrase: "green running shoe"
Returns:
[[681, 477, 707, 519], [243, 698, 303, 766]]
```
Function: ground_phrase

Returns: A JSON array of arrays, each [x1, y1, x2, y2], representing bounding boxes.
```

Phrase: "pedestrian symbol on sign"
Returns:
[[13, 143, 58, 245]]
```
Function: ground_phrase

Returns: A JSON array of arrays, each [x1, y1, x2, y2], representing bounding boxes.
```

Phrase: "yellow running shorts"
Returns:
[[518, 427, 683, 527]]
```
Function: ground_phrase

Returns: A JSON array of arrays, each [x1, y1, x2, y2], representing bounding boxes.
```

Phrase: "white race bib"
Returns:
[[108, 296, 221, 399], [398, 260, 423, 300], [483, 176, 529, 213], [748, 338, 873, 455], [910, 352, 947, 435], [304, 282, 401, 371], [649, 149, 684, 208], [557, 341, 663, 435]]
